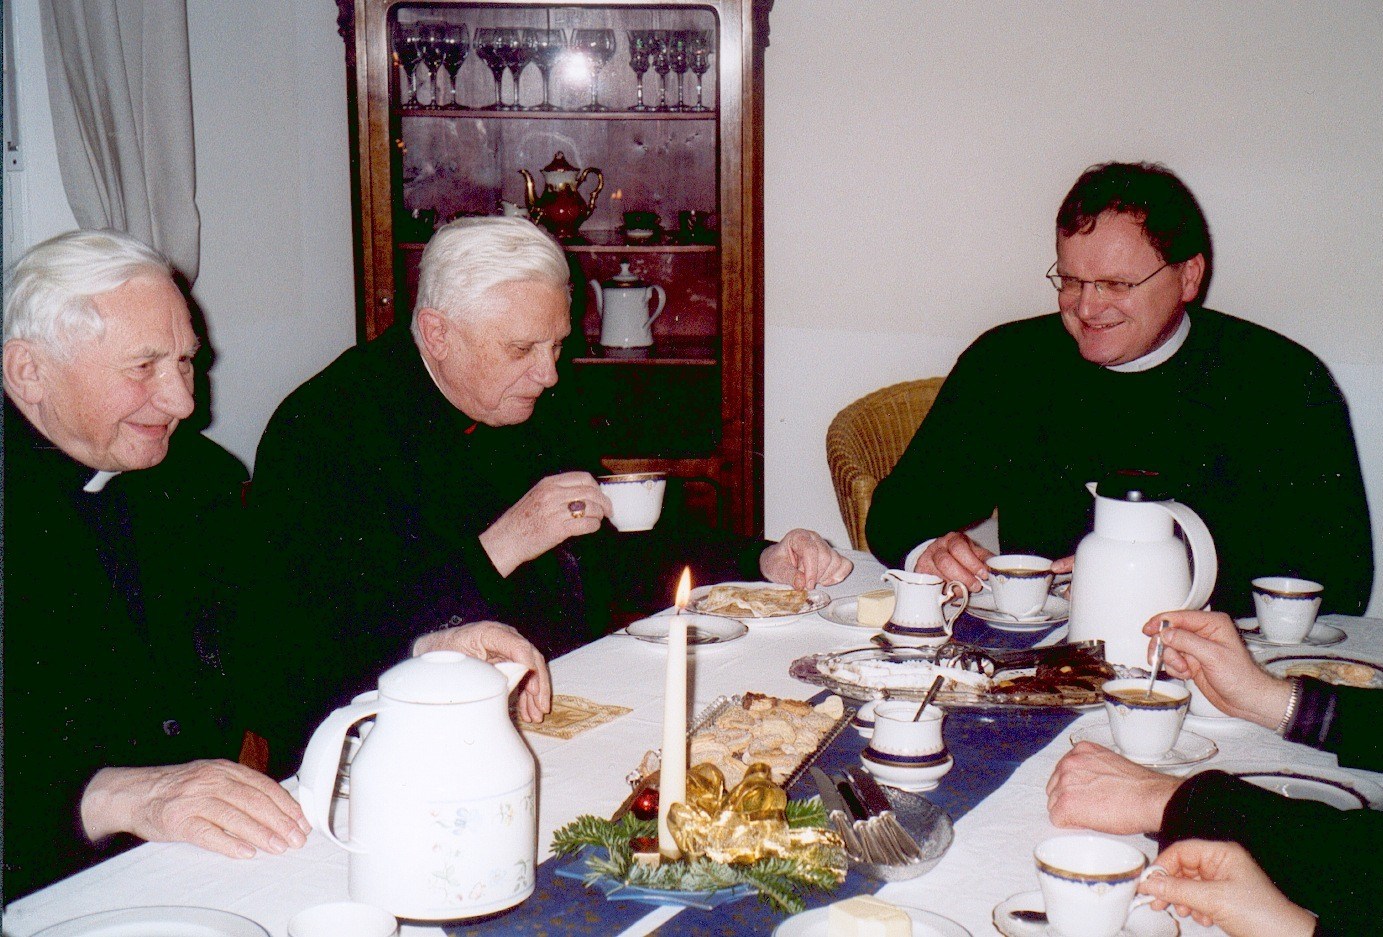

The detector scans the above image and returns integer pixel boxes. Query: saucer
[993,890,1178,937]
[775,904,972,937]
[1183,713,1255,737]
[1070,723,1218,768]
[624,614,747,646]
[1236,618,1345,648]
[860,748,953,792]
[969,592,1071,630]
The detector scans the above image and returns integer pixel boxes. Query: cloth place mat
[521,695,632,740]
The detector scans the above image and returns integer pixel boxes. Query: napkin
[521,694,631,739]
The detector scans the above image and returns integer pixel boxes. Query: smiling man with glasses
[867,161,1372,619]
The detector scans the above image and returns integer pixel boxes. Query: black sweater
[867,308,1372,617]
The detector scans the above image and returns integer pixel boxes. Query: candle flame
[674,567,692,613]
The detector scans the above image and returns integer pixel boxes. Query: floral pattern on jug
[425,787,536,905]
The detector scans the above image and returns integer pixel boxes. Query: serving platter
[789,646,1110,711]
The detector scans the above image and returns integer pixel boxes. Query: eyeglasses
[1046,261,1171,296]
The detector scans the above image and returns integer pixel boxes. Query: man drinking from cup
[244,217,851,773]
[866,161,1372,618]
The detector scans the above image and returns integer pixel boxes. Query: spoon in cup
[1145,619,1170,699]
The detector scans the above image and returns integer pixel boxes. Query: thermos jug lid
[1095,469,1172,502]
[378,650,509,704]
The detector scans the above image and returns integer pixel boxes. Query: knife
[809,767,867,862]
[844,767,925,862]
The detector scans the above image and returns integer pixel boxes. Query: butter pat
[827,895,912,937]
[856,589,896,628]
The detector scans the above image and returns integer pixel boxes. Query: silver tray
[631,692,854,793]
[790,648,1103,712]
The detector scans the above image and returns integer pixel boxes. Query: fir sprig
[550,796,842,914]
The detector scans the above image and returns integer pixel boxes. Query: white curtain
[39,0,200,283]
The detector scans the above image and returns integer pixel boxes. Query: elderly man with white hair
[1,230,311,898]
[245,216,852,774]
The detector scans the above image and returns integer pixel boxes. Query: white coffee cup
[1101,678,1190,760]
[1252,576,1323,644]
[1035,835,1162,937]
[1186,678,1230,719]
[984,554,1054,618]
[288,902,398,937]
[598,472,667,532]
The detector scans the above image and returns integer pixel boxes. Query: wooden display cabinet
[337,0,770,535]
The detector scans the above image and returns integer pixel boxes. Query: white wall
[5,0,355,466]
[8,1,1381,613]
[763,1,1383,616]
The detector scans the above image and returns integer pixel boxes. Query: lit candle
[657,567,692,860]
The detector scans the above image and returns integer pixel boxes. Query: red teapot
[519,151,604,242]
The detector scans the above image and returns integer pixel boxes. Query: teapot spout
[495,660,531,693]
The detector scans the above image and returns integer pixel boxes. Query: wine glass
[668,31,690,112]
[528,28,566,111]
[418,24,446,108]
[473,28,509,109]
[627,31,651,112]
[392,21,423,107]
[440,24,470,108]
[688,31,712,111]
[572,28,616,112]
[650,31,672,112]
[501,27,535,110]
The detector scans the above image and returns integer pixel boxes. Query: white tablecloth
[5,553,1380,937]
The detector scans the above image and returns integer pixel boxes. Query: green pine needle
[550,804,842,915]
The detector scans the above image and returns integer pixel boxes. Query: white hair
[411,217,569,340]
[3,229,173,358]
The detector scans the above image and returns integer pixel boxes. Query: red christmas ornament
[631,786,659,821]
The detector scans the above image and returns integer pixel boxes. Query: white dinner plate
[624,614,747,645]
[1070,723,1218,769]
[687,581,831,627]
[33,907,269,937]
[1236,618,1346,648]
[993,890,1179,937]
[1209,760,1383,810]
[774,904,972,937]
[1260,654,1383,688]
[967,591,1070,630]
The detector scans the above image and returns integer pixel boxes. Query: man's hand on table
[1046,741,1182,834]
[80,760,310,858]
[414,620,553,724]
[1140,840,1317,937]
[1144,610,1294,729]
[759,528,854,590]
[912,531,1074,590]
[479,471,612,577]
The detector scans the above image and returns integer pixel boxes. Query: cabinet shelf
[574,339,718,366]
[398,236,716,254]
[398,107,716,121]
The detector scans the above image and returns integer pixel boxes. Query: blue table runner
[448,659,1076,936]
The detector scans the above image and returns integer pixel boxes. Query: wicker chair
[826,378,946,551]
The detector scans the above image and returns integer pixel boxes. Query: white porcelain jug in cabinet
[296,651,535,921]
[1068,474,1218,668]
[592,262,666,348]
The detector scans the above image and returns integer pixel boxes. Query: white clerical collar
[83,470,121,493]
[1105,312,1191,373]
